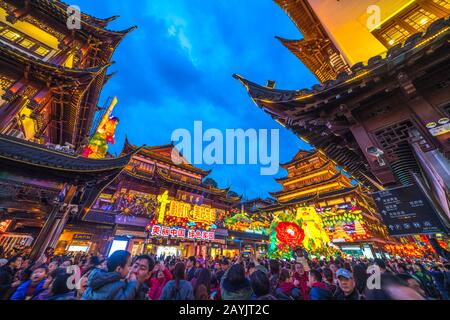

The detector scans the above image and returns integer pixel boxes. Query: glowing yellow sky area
[0,7,60,50]
[308,0,416,65]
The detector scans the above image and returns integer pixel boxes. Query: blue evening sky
[76,0,317,199]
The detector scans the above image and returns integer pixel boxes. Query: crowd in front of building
[1,245,449,301]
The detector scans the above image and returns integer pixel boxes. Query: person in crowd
[352,263,368,297]
[429,265,449,300]
[130,255,154,300]
[333,268,361,300]
[186,256,197,282]
[374,259,390,274]
[444,264,450,297]
[397,273,430,299]
[365,273,425,300]
[322,267,337,294]
[276,268,302,300]
[245,262,257,278]
[308,269,332,300]
[61,259,72,268]
[194,268,211,300]
[293,262,309,300]
[148,259,171,300]
[250,270,277,300]
[268,259,280,295]
[221,263,253,300]
[412,262,441,299]
[33,267,67,300]
[0,255,23,299]
[10,264,48,300]
[81,250,140,300]
[45,273,76,300]
[210,273,221,300]
[0,259,7,268]
[216,258,229,283]
[160,262,194,300]
[81,256,100,277]
[47,260,60,275]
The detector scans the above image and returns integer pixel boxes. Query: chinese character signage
[73,234,93,241]
[176,190,203,205]
[149,224,215,241]
[165,199,216,224]
[372,184,446,236]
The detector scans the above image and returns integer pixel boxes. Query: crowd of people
[0,247,449,301]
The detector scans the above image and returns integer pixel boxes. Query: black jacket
[333,287,361,300]
[186,267,196,281]
[0,266,14,299]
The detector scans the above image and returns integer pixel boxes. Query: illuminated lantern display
[268,210,302,259]
[83,97,120,159]
[296,206,330,251]
[275,222,304,247]
[224,206,269,234]
[268,206,342,259]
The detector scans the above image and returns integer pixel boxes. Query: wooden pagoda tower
[0,0,135,259]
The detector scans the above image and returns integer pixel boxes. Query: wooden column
[29,185,77,261]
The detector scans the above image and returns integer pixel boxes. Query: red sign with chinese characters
[149,224,215,241]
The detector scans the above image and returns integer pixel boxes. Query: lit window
[35,46,50,57]
[381,25,410,46]
[19,38,35,49]
[1,29,21,41]
[404,9,438,32]
[433,0,450,9]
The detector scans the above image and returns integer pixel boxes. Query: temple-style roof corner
[0,134,135,174]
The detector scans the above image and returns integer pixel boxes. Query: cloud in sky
[76,0,317,199]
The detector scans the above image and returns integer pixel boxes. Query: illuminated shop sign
[166,201,216,223]
[149,224,215,241]
[73,234,93,241]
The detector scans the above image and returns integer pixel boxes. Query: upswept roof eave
[233,18,450,106]
[0,133,138,173]
[0,42,110,79]
[28,0,137,39]
[275,160,334,183]
[122,139,211,177]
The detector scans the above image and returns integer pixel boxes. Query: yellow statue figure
[157,190,170,224]
[296,207,330,250]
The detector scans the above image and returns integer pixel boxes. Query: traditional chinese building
[234,2,450,241]
[222,203,271,258]
[70,138,242,257]
[251,149,392,258]
[0,134,135,259]
[0,1,135,258]
[274,0,449,82]
[0,0,135,149]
